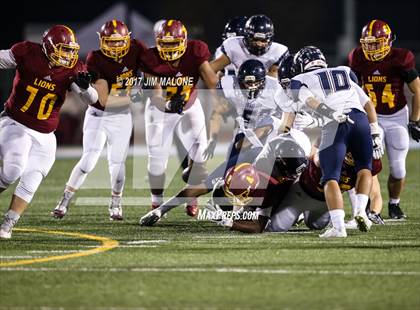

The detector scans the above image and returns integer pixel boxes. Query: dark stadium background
[1,0,419,144]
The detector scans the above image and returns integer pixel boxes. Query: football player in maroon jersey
[218,150,381,234]
[0,25,98,239]
[51,20,148,221]
[139,20,218,217]
[349,19,420,219]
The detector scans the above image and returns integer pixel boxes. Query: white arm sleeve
[0,49,17,69]
[70,82,99,105]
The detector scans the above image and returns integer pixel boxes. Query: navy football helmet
[237,59,266,99]
[278,53,296,89]
[222,16,248,40]
[243,14,274,56]
[294,46,327,74]
[255,135,308,181]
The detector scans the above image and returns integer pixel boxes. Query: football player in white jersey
[288,46,383,238]
[139,59,298,226]
[214,16,248,77]
[211,14,288,78]
[203,59,288,162]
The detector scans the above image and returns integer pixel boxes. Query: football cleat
[367,211,385,225]
[109,196,123,221]
[51,192,73,219]
[139,209,162,226]
[185,198,199,217]
[319,227,347,238]
[344,218,358,230]
[354,213,372,232]
[0,228,11,239]
[388,203,406,219]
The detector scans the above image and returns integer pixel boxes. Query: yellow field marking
[0,228,119,267]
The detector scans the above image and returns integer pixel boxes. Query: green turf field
[0,151,419,309]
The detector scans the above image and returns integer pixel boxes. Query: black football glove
[165,93,186,114]
[408,120,420,142]
[73,71,92,90]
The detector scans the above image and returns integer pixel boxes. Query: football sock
[1,210,20,229]
[355,194,369,215]
[160,196,193,213]
[347,188,357,217]
[329,209,345,231]
[63,189,75,200]
[67,166,88,190]
[151,194,163,206]
[389,198,400,205]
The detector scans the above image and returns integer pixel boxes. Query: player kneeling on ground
[139,133,311,227]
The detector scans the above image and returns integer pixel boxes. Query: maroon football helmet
[223,163,260,206]
[360,19,394,61]
[155,20,188,61]
[42,25,80,68]
[98,20,131,60]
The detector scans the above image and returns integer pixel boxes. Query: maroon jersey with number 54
[140,40,210,111]
[348,47,416,115]
[5,41,85,133]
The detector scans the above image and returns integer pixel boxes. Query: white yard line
[1,266,419,277]
[0,256,41,259]
[26,250,83,254]
[126,240,168,244]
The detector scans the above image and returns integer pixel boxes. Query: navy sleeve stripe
[290,79,307,102]
[349,70,358,84]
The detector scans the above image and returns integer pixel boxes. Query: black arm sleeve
[401,68,419,84]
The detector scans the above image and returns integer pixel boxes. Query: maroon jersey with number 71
[139,40,211,112]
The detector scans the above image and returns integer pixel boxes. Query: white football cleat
[345,218,358,230]
[52,192,73,219]
[139,209,162,226]
[319,227,347,238]
[109,196,123,221]
[354,213,372,232]
[0,227,12,239]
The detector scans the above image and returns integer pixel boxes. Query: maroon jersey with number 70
[4,41,85,133]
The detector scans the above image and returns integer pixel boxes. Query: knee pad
[304,211,330,230]
[0,163,24,187]
[14,170,44,203]
[147,155,167,176]
[78,151,101,174]
[389,159,406,179]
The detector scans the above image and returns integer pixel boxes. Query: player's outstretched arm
[70,72,98,105]
[93,78,131,108]
[363,100,384,159]
[210,54,231,75]
[203,98,230,160]
[199,61,219,89]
